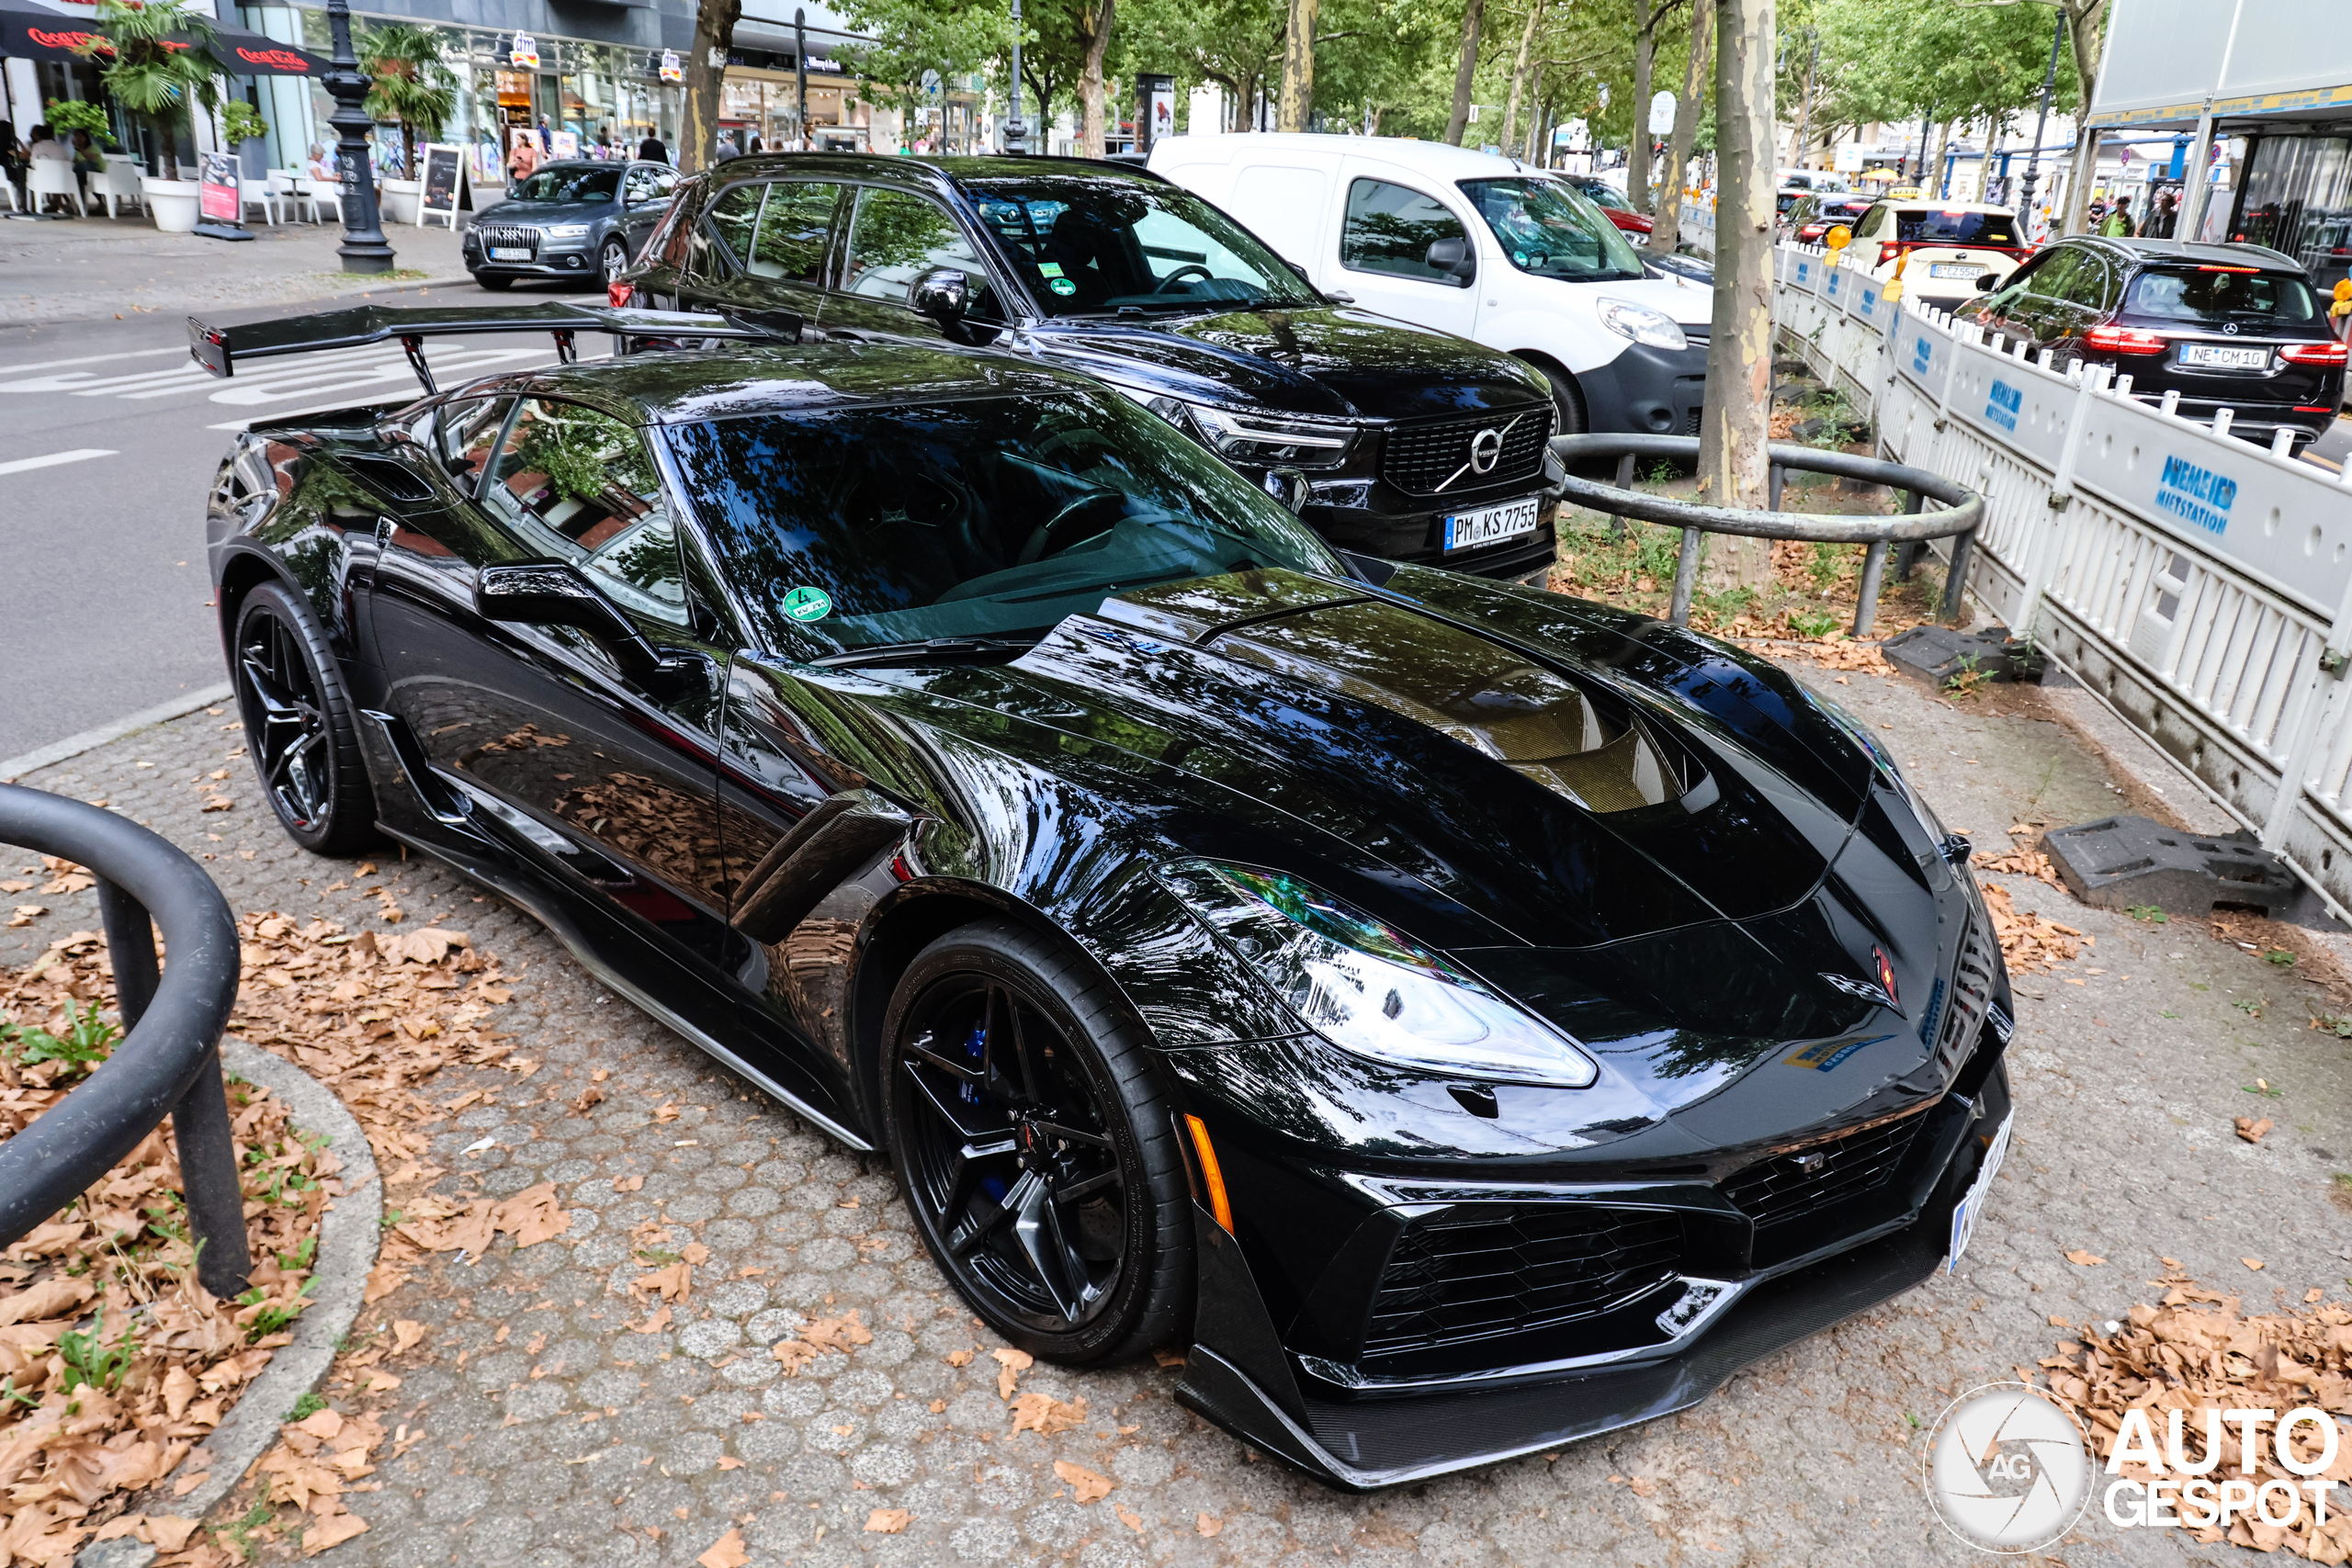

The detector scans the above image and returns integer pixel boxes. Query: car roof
[695,150,1179,197]
[477,339,1084,427]
[2056,234,2304,272]
[1881,201,2014,214]
[1149,130,1532,180]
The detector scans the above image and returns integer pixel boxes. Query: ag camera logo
[1922,1382,2094,1552]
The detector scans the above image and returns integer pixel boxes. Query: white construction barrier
[1773,243,2352,918]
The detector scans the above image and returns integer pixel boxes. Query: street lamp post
[1004,0,1027,153]
[2017,9,2064,231]
[795,9,808,152]
[322,0,394,273]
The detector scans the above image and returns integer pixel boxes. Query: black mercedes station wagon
[1955,237,2347,454]
[616,154,1565,579]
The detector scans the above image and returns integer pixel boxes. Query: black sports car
[194,303,2014,1490]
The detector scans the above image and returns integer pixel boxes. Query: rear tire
[882,919,1191,1365]
[231,581,379,856]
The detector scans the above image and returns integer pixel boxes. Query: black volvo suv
[616,154,1564,578]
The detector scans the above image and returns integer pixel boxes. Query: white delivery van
[1148,133,1713,437]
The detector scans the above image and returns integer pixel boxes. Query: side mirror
[910,267,969,325]
[1974,273,1999,292]
[475,560,669,683]
[1424,235,1475,287]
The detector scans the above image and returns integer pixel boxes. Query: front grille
[1380,405,1554,496]
[1922,910,1998,1081]
[474,224,541,254]
[1722,1108,1930,1231]
[1364,1204,1684,1357]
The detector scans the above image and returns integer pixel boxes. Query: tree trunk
[1443,0,1486,147]
[1648,0,1711,255]
[1278,0,1317,132]
[1926,116,1950,199]
[1628,1,1661,211]
[1695,0,1774,595]
[2060,1,2107,234]
[1500,0,1544,154]
[680,0,743,175]
[1079,0,1115,156]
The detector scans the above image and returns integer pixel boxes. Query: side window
[623,165,661,206]
[1341,177,1466,282]
[436,397,510,491]
[693,182,764,276]
[2022,250,2083,302]
[481,399,687,624]
[840,187,985,302]
[2057,253,2111,310]
[747,182,842,284]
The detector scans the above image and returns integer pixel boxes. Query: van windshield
[1458,177,1645,282]
[966,174,1319,316]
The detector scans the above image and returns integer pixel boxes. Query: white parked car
[1844,199,2030,313]
[1148,134,1714,438]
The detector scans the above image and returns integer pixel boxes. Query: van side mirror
[1424,236,1475,287]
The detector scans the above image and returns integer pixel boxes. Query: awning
[0,7,331,74]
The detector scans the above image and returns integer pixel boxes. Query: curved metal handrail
[0,784,250,1297]
[1549,433,1987,631]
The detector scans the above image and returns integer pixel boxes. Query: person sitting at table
[27,126,76,214]
[69,130,104,209]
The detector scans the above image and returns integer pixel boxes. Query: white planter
[379,177,421,225]
[143,176,200,232]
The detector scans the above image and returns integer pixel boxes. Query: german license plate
[489,247,530,262]
[1928,263,1981,279]
[1442,496,1541,552]
[2181,344,2269,369]
[1946,1112,2013,1271]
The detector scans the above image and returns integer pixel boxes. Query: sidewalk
[0,209,474,329]
[8,653,2352,1566]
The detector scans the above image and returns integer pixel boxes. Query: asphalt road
[0,275,579,764]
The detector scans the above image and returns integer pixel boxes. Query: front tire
[231,581,379,855]
[1532,360,1589,434]
[883,920,1191,1365]
[598,237,628,287]
[474,272,514,292]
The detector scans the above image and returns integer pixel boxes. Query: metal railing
[1772,240,2352,920]
[1551,432,1985,630]
[0,784,250,1298]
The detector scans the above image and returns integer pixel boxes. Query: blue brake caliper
[960,1021,986,1106]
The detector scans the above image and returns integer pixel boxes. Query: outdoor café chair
[238,175,281,226]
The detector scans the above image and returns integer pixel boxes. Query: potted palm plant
[360,22,454,224]
[76,0,227,232]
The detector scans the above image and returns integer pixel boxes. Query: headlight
[539,223,592,240]
[1159,860,1600,1088]
[1596,298,1690,350]
[1122,389,1357,468]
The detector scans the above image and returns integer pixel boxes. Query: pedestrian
[714,131,741,162]
[505,130,539,187]
[2154,189,2178,239]
[69,129,102,212]
[747,133,763,155]
[637,134,667,164]
[27,125,74,215]
[0,121,24,213]
[2102,196,2135,237]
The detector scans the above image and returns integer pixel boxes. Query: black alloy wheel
[599,237,628,287]
[885,921,1190,1362]
[475,273,515,292]
[232,581,379,855]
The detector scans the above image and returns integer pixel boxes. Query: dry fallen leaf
[1116,1505,1147,1534]
[392,1320,425,1353]
[613,1172,645,1192]
[1009,1391,1088,1437]
[695,1527,750,1568]
[2235,1116,2274,1145]
[1055,1460,1114,1504]
[1628,1476,1659,1498]
[2063,1249,2106,1267]
[633,1304,673,1334]
[2243,1257,2266,1270]
[864,1509,911,1534]
[993,1345,1034,1399]
[1197,1513,1223,1537]
[945,1348,976,1367]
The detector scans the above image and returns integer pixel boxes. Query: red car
[1558,173,1653,235]
[1786,193,1878,244]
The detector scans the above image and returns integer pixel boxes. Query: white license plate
[2180,343,2269,369]
[1442,496,1541,552]
[1928,264,1982,279]
[1946,1112,2013,1271]
[489,247,531,262]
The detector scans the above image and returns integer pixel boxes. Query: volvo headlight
[1121,389,1357,468]
[540,223,592,240]
[1596,298,1690,350]
[1159,860,1599,1088]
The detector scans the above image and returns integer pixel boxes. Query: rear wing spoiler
[187,301,803,396]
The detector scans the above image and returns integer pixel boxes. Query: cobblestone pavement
[12,660,2352,1568]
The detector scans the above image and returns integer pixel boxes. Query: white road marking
[0,448,116,476]
[0,346,184,377]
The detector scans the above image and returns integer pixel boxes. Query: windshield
[670,387,1340,653]
[1458,177,1645,281]
[1563,175,1628,211]
[514,165,620,204]
[2124,265,2319,325]
[1894,209,2017,245]
[966,174,1318,316]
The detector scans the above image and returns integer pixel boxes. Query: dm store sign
[2154,455,2236,536]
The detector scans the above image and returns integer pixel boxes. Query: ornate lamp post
[1003,0,1027,153]
[322,0,394,272]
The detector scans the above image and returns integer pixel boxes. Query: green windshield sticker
[1037,262,1066,277]
[1048,277,1078,297]
[782,586,832,623]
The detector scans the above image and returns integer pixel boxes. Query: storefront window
[2234,134,2352,289]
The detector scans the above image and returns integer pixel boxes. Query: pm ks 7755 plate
[1442,495,1542,553]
